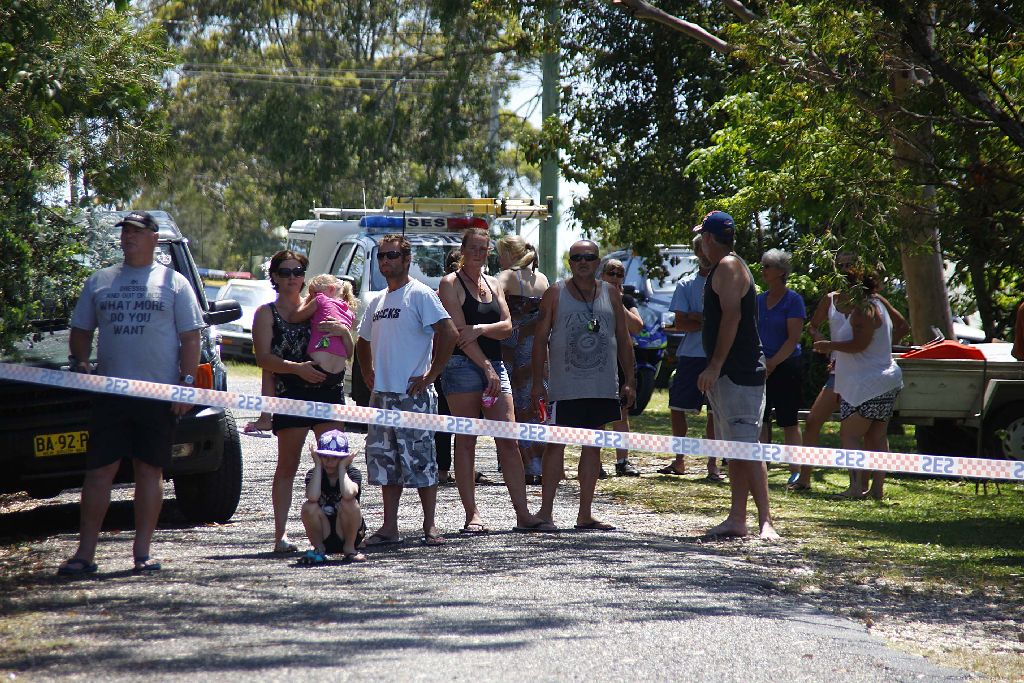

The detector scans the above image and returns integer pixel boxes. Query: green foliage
[140,0,541,271]
[0,0,172,352]
[560,1,733,257]
[684,2,1024,338]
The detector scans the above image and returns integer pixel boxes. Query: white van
[285,208,381,276]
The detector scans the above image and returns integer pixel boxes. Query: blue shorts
[439,354,512,396]
[669,356,709,412]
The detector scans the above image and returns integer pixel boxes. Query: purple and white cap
[314,430,350,458]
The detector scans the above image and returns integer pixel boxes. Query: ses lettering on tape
[1,362,1022,482]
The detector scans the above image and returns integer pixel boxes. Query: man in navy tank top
[695,212,780,541]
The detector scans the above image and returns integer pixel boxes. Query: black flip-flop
[133,556,161,572]
[360,533,402,548]
[57,558,98,576]
[656,465,686,476]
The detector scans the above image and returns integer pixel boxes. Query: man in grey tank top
[695,211,779,541]
[531,240,636,530]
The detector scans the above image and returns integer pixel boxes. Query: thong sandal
[133,556,161,573]
[342,551,367,563]
[57,558,98,576]
[273,540,298,554]
[459,522,490,535]
[360,533,402,548]
[656,465,686,476]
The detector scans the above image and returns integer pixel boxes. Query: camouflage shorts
[365,389,438,488]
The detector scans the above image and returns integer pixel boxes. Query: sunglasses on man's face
[276,266,305,278]
[569,252,599,263]
[376,250,407,261]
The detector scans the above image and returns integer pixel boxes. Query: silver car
[215,279,276,361]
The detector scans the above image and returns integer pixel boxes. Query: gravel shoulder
[0,376,1005,680]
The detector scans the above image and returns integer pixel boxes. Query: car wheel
[173,409,243,523]
[985,402,1024,461]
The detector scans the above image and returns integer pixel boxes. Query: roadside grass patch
[223,360,261,379]
[598,388,1024,594]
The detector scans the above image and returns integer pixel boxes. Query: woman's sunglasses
[604,269,625,278]
[275,266,305,278]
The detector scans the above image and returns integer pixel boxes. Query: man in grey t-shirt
[58,211,205,576]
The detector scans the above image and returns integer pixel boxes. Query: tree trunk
[890,47,955,345]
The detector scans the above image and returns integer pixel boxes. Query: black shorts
[272,372,346,434]
[764,357,802,428]
[321,465,365,553]
[86,395,176,470]
[552,398,621,430]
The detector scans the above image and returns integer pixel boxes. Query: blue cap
[694,211,735,241]
[315,430,350,457]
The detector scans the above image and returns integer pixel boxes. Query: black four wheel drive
[0,211,245,524]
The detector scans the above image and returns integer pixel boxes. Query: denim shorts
[706,375,766,444]
[439,354,512,396]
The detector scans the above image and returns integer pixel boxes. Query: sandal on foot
[513,521,558,533]
[574,520,616,531]
[705,472,726,483]
[133,556,161,573]
[459,522,490,535]
[342,551,367,563]
[57,558,98,576]
[297,549,326,566]
[273,540,298,554]
[657,465,686,476]
[360,533,402,548]
[422,533,445,546]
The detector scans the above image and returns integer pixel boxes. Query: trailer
[893,343,1024,461]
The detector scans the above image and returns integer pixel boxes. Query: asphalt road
[0,375,966,681]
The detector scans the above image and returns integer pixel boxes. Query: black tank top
[453,272,502,361]
[702,256,766,386]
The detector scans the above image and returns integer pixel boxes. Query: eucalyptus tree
[140,0,540,270]
[0,0,172,352]
[608,0,1024,342]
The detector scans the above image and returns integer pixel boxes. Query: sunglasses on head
[604,268,625,277]
[376,249,408,261]
[569,252,599,263]
[276,266,305,278]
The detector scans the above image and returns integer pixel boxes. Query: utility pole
[539,4,560,279]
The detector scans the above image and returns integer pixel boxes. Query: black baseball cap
[115,211,159,232]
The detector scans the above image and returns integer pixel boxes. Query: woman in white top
[795,255,908,492]
[813,267,903,499]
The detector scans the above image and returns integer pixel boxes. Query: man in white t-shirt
[356,234,458,547]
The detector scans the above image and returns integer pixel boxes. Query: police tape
[2,362,1022,482]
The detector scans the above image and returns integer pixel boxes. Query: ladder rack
[383,196,551,220]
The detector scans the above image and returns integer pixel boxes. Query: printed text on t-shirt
[372,307,401,321]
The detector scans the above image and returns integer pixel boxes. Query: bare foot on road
[704,520,748,538]
[758,521,781,541]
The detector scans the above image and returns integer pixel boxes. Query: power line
[182,62,450,78]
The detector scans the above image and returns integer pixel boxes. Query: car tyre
[984,401,1024,461]
[173,409,243,523]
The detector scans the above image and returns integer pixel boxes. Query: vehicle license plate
[34,431,89,457]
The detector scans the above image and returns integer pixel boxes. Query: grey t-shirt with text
[70,263,205,384]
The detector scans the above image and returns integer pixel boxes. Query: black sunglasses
[569,253,599,263]
[376,250,408,261]
[276,266,305,278]
[604,268,625,277]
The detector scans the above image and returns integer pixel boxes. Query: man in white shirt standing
[356,234,458,547]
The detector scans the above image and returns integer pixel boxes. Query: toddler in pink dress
[295,274,356,376]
